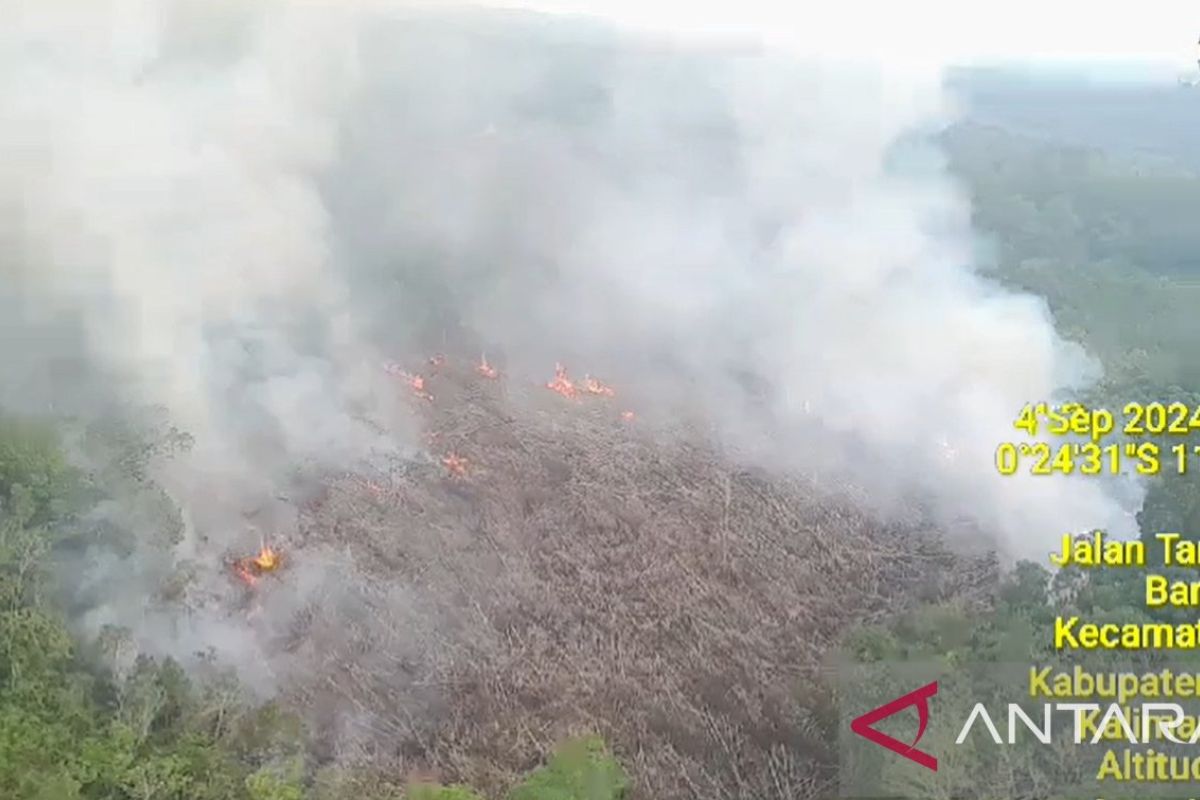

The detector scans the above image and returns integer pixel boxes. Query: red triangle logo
[850,681,938,771]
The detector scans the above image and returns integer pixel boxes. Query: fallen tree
[268,355,997,800]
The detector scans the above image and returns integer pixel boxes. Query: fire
[252,545,279,571]
[583,375,615,397]
[477,354,498,379]
[234,562,258,586]
[442,453,468,477]
[546,363,578,400]
[233,544,282,587]
[383,363,433,400]
[621,410,636,421]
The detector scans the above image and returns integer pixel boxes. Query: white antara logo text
[956,703,1199,745]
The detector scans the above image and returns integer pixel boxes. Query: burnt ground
[273,356,995,800]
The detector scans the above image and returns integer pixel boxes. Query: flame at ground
[477,354,498,379]
[232,545,282,587]
[252,545,279,571]
[383,362,433,400]
[443,453,468,477]
[583,375,615,397]
[546,363,578,400]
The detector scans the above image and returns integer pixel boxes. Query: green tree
[508,736,628,800]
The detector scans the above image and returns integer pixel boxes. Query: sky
[477,0,1199,68]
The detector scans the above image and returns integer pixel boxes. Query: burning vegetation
[545,362,578,400]
[133,350,995,800]
[384,362,433,401]
[441,452,468,478]
[476,354,498,379]
[232,544,282,587]
[263,351,993,800]
[583,375,615,397]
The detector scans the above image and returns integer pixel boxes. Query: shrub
[507,736,627,800]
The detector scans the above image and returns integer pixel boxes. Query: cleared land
[238,355,998,800]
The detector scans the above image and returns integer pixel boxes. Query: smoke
[1,1,1139,684]
[322,7,1140,543]
[1,0,408,687]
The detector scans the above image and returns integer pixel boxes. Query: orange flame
[621,410,636,421]
[397,369,432,400]
[252,545,279,571]
[477,354,498,379]
[583,375,615,397]
[442,453,468,477]
[546,363,578,400]
[233,544,281,587]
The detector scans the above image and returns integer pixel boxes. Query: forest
[839,87,1200,797]
[4,63,1199,798]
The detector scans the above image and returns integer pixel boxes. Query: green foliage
[945,123,1200,387]
[0,415,75,520]
[0,414,86,616]
[944,122,1200,278]
[396,738,628,800]
[508,736,628,800]
[842,623,900,663]
[406,783,485,800]
[310,767,405,800]
[80,413,194,487]
[0,606,73,680]
[0,411,312,800]
[841,203,1200,780]
[0,405,634,800]
[840,558,1148,798]
[246,758,306,800]
[945,122,1200,563]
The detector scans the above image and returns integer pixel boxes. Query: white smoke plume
[1,0,1139,682]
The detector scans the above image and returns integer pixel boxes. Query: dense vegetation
[942,119,1200,535]
[948,68,1200,172]
[840,115,1200,795]
[0,414,627,798]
